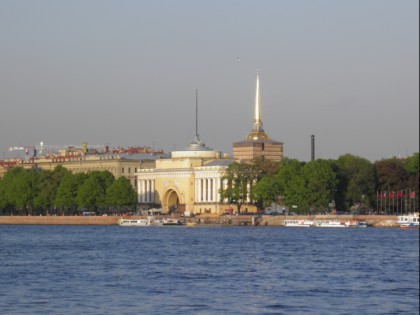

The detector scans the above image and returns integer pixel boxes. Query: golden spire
[253,69,264,132]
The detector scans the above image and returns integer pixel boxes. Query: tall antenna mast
[195,89,199,138]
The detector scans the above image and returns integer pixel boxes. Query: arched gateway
[162,189,184,213]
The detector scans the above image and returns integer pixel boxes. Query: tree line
[222,153,419,214]
[0,166,137,216]
[0,153,418,216]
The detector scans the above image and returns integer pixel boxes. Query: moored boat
[118,218,152,226]
[284,219,314,227]
[397,214,419,229]
[344,220,359,228]
[161,218,183,226]
[314,220,346,228]
[357,221,368,228]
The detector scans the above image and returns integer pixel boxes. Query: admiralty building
[136,71,283,215]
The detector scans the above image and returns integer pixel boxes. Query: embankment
[0,214,399,227]
[257,215,398,227]
[0,216,119,225]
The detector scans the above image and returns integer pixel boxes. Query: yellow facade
[3,155,156,189]
[136,134,238,215]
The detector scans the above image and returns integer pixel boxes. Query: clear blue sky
[1,0,418,161]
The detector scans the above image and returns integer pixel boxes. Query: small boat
[118,218,152,226]
[397,214,419,229]
[284,219,314,227]
[161,218,183,226]
[314,220,346,228]
[357,221,368,228]
[344,220,359,228]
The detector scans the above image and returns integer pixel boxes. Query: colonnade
[138,179,155,203]
[137,177,250,205]
[195,178,227,203]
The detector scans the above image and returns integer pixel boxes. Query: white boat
[161,218,183,226]
[344,220,359,228]
[314,220,346,228]
[284,219,314,227]
[358,221,368,228]
[344,220,369,228]
[397,214,419,229]
[118,218,152,226]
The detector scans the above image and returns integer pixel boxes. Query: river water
[0,225,418,315]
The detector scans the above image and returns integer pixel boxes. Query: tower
[233,71,283,161]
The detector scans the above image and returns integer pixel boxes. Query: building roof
[203,159,235,167]
[120,153,168,160]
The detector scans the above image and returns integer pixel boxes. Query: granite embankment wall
[0,216,120,225]
[257,215,398,227]
[0,214,399,227]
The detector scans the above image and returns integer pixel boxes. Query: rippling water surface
[0,225,418,314]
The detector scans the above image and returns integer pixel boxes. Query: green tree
[106,177,137,212]
[221,162,256,213]
[251,176,280,208]
[75,174,105,212]
[252,157,280,178]
[404,153,419,211]
[335,154,375,212]
[33,166,69,214]
[275,158,307,212]
[54,172,86,214]
[404,153,419,174]
[0,167,26,214]
[301,160,338,213]
[8,168,39,215]
[374,158,409,191]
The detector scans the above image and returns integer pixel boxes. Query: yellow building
[233,71,284,161]
[2,152,157,189]
[136,135,234,215]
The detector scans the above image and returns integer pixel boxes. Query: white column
[216,178,221,203]
[246,182,250,202]
[209,178,212,202]
[151,180,155,204]
[198,179,202,202]
[141,180,146,203]
[194,179,198,202]
[212,178,217,202]
[137,179,141,203]
[201,179,205,202]
[205,179,209,202]
[207,178,213,202]
[148,180,152,203]
[223,179,228,203]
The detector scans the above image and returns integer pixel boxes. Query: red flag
[398,191,403,198]
[389,192,395,199]
[410,191,416,198]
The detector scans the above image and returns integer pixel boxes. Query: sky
[0,0,418,162]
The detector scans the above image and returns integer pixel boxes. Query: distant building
[0,144,163,188]
[233,71,283,161]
